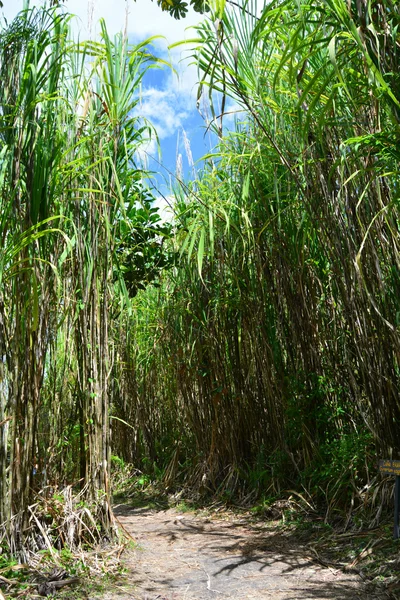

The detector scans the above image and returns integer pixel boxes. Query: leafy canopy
[155,0,209,19]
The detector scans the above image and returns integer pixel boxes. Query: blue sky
[133,38,215,190]
[1,0,245,219]
[2,0,217,209]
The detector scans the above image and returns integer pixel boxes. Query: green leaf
[197,228,205,277]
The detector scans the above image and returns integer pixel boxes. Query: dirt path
[101,504,381,600]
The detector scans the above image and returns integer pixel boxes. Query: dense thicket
[0,6,170,554]
[111,0,400,515]
[1,0,400,560]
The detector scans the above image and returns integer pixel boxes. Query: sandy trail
[100,504,380,600]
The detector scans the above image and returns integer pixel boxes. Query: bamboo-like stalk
[0,6,166,551]
[116,0,400,513]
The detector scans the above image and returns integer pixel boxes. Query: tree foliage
[155,0,209,19]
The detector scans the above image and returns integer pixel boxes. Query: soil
[96,502,386,600]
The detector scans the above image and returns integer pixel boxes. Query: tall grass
[0,5,167,552]
[116,0,400,516]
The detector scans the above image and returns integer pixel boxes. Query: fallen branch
[114,514,136,542]
[38,577,80,597]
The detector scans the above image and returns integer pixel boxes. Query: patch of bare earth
[99,505,383,600]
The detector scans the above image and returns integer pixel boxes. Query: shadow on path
[109,504,383,600]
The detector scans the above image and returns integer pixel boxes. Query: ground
[95,502,388,600]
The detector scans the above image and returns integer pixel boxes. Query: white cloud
[1,0,201,43]
[223,100,247,126]
[139,86,189,140]
[2,1,203,122]
[135,136,158,168]
[152,194,174,223]
[2,0,208,184]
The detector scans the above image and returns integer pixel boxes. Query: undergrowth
[0,486,132,599]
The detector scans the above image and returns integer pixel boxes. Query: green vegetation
[0,2,169,555]
[112,0,400,523]
[0,0,400,594]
